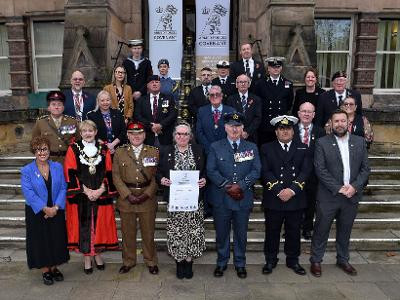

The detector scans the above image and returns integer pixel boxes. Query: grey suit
[310,133,370,264]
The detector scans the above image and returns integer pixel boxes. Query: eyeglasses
[35,147,49,153]
[237,81,249,84]
[209,93,221,98]
[342,103,355,107]
[299,110,314,114]
[72,78,84,81]
[115,71,125,74]
[175,132,190,137]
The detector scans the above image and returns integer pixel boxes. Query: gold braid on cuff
[293,180,305,190]
[266,181,279,190]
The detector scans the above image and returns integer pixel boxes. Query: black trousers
[264,209,303,266]
[302,185,317,232]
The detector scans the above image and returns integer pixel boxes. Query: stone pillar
[60,0,133,90]
[266,0,316,85]
[353,13,379,108]
[6,17,31,98]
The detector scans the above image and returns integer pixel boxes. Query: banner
[195,0,230,79]
[148,0,183,79]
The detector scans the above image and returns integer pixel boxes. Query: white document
[168,170,199,212]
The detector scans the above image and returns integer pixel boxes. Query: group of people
[22,39,372,286]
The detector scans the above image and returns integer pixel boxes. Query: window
[315,18,352,88]
[375,20,400,90]
[31,21,64,92]
[0,24,11,94]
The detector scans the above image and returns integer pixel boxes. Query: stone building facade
[0,0,399,153]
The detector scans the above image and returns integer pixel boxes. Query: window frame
[373,19,400,94]
[314,16,355,89]
[30,18,64,93]
[0,23,11,95]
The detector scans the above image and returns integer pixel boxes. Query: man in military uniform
[260,115,312,276]
[211,60,236,102]
[32,91,79,163]
[123,39,153,100]
[112,121,159,275]
[207,112,261,279]
[158,58,179,102]
[255,57,294,145]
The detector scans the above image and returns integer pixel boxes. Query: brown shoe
[119,265,134,274]
[148,265,159,275]
[310,262,322,277]
[336,262,357,276]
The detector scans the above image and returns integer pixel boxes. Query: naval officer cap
[224,112,245,126]
[127,121,145,133]
[270,115,298,128]
[127,39,144,47]
[265,56,285,67]
[216,60,230,68]
[331,70,347,82]
[157,59,170,68]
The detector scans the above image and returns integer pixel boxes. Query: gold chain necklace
[75,142,102,175]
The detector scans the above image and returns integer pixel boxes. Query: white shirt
[239,91,248,101]
[335,133,350,185]
[299,123,313,146]
[278,140,292,152]
[242,58,254,77]
[219,77,228,84]
[149,93,160,115]
[335,90,347,106]
[270,75,281,85]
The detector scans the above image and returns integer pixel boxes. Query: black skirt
[25,172,69,269]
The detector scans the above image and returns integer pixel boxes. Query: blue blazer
[195,104,235,154]
[207,139,261,210]
[21,160,67,214]
[63,89,96,121]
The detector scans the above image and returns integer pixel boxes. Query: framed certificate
[168,170,200,212]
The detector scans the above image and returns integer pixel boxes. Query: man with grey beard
[310,109,370,278]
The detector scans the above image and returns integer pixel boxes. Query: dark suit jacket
[293,123,326,186]
[226,92,262,143]
[195,104,235,154]
[315,88,362,127]
[211,76,237,101]
[292,86,325,115]
[156,144,206,202]
[314,134,370,204]
[261,140,312,211]
[230,59,265,93]
[87,108,127,145]
[134,93,177,146]
[187,85,209,123]
[207,138,261,210]
[63,89,96,121]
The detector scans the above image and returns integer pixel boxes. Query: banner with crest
[195,0,230,79]
[148,0,183,79]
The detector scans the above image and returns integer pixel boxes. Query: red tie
[152,95,158,120]
[213,110,220,126]
[303,126,309,145]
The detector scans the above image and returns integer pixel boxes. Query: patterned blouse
[174,144,197,171]
[115,85,125,114]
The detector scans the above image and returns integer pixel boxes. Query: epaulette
[86,109,96,115]
[63,114,77,120]
[144,145,159,152]
[37,114,49,120]
[120,143,130,148]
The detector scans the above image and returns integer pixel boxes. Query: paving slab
[247,283,297,300]
[335,282,389,300]
[292,283,345,300]
[376,282,400,300]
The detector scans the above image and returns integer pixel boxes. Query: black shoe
[42,272,54,285]
[148,265,159,275]
[94,260,105,271]
[176,261,185,279]
[213,265,227,277]
[51,268,64,281]
[184,261,193,279]
[119,265,133,274]
[83,266,93,275]
[287,263,306,275]
[235,267,247,279]
[302,231,312,240]
[262,262,277,274]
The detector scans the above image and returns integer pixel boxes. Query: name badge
[234,150,254,163]
[161,100,169,107]
[284,81,290,89]
[59,125,76,135]
[142,157,158,167]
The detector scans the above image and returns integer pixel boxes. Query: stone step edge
[2,216,400,224]
[0,237,399,244]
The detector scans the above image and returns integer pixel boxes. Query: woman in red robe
[64,119,118,274]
